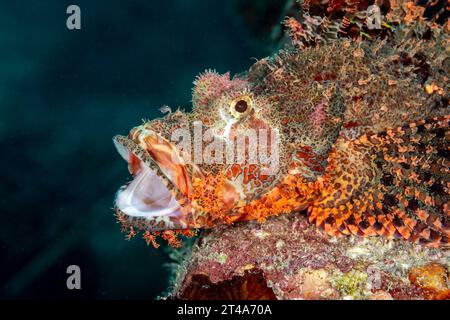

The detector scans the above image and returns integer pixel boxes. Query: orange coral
[409,263,450,300]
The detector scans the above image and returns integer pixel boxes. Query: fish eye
[234,100,248,113]
[230,95,253,119]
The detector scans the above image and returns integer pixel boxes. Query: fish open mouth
[113,131,192,230]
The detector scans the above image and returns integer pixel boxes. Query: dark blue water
[0,0,276,299]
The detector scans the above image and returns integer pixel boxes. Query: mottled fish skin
[114,0,449,248]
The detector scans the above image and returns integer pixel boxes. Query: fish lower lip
[115,162,182,218]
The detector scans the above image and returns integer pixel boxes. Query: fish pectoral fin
[309,116,449,248]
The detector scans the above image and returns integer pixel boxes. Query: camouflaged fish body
[113,0,449,248]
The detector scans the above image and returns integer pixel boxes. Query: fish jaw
[113,133,199,232]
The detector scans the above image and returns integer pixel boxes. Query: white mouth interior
[114,142,181,219]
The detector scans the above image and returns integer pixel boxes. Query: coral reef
[170,214,449,300]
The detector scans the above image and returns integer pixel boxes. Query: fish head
[113,70,288,232]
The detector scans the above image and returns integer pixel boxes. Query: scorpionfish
[113,0,449,248]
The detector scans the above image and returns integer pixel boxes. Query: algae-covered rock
[170,214,449,300]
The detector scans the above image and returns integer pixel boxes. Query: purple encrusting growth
[171,214,448,300]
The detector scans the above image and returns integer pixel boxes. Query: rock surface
[171,213,449,300]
